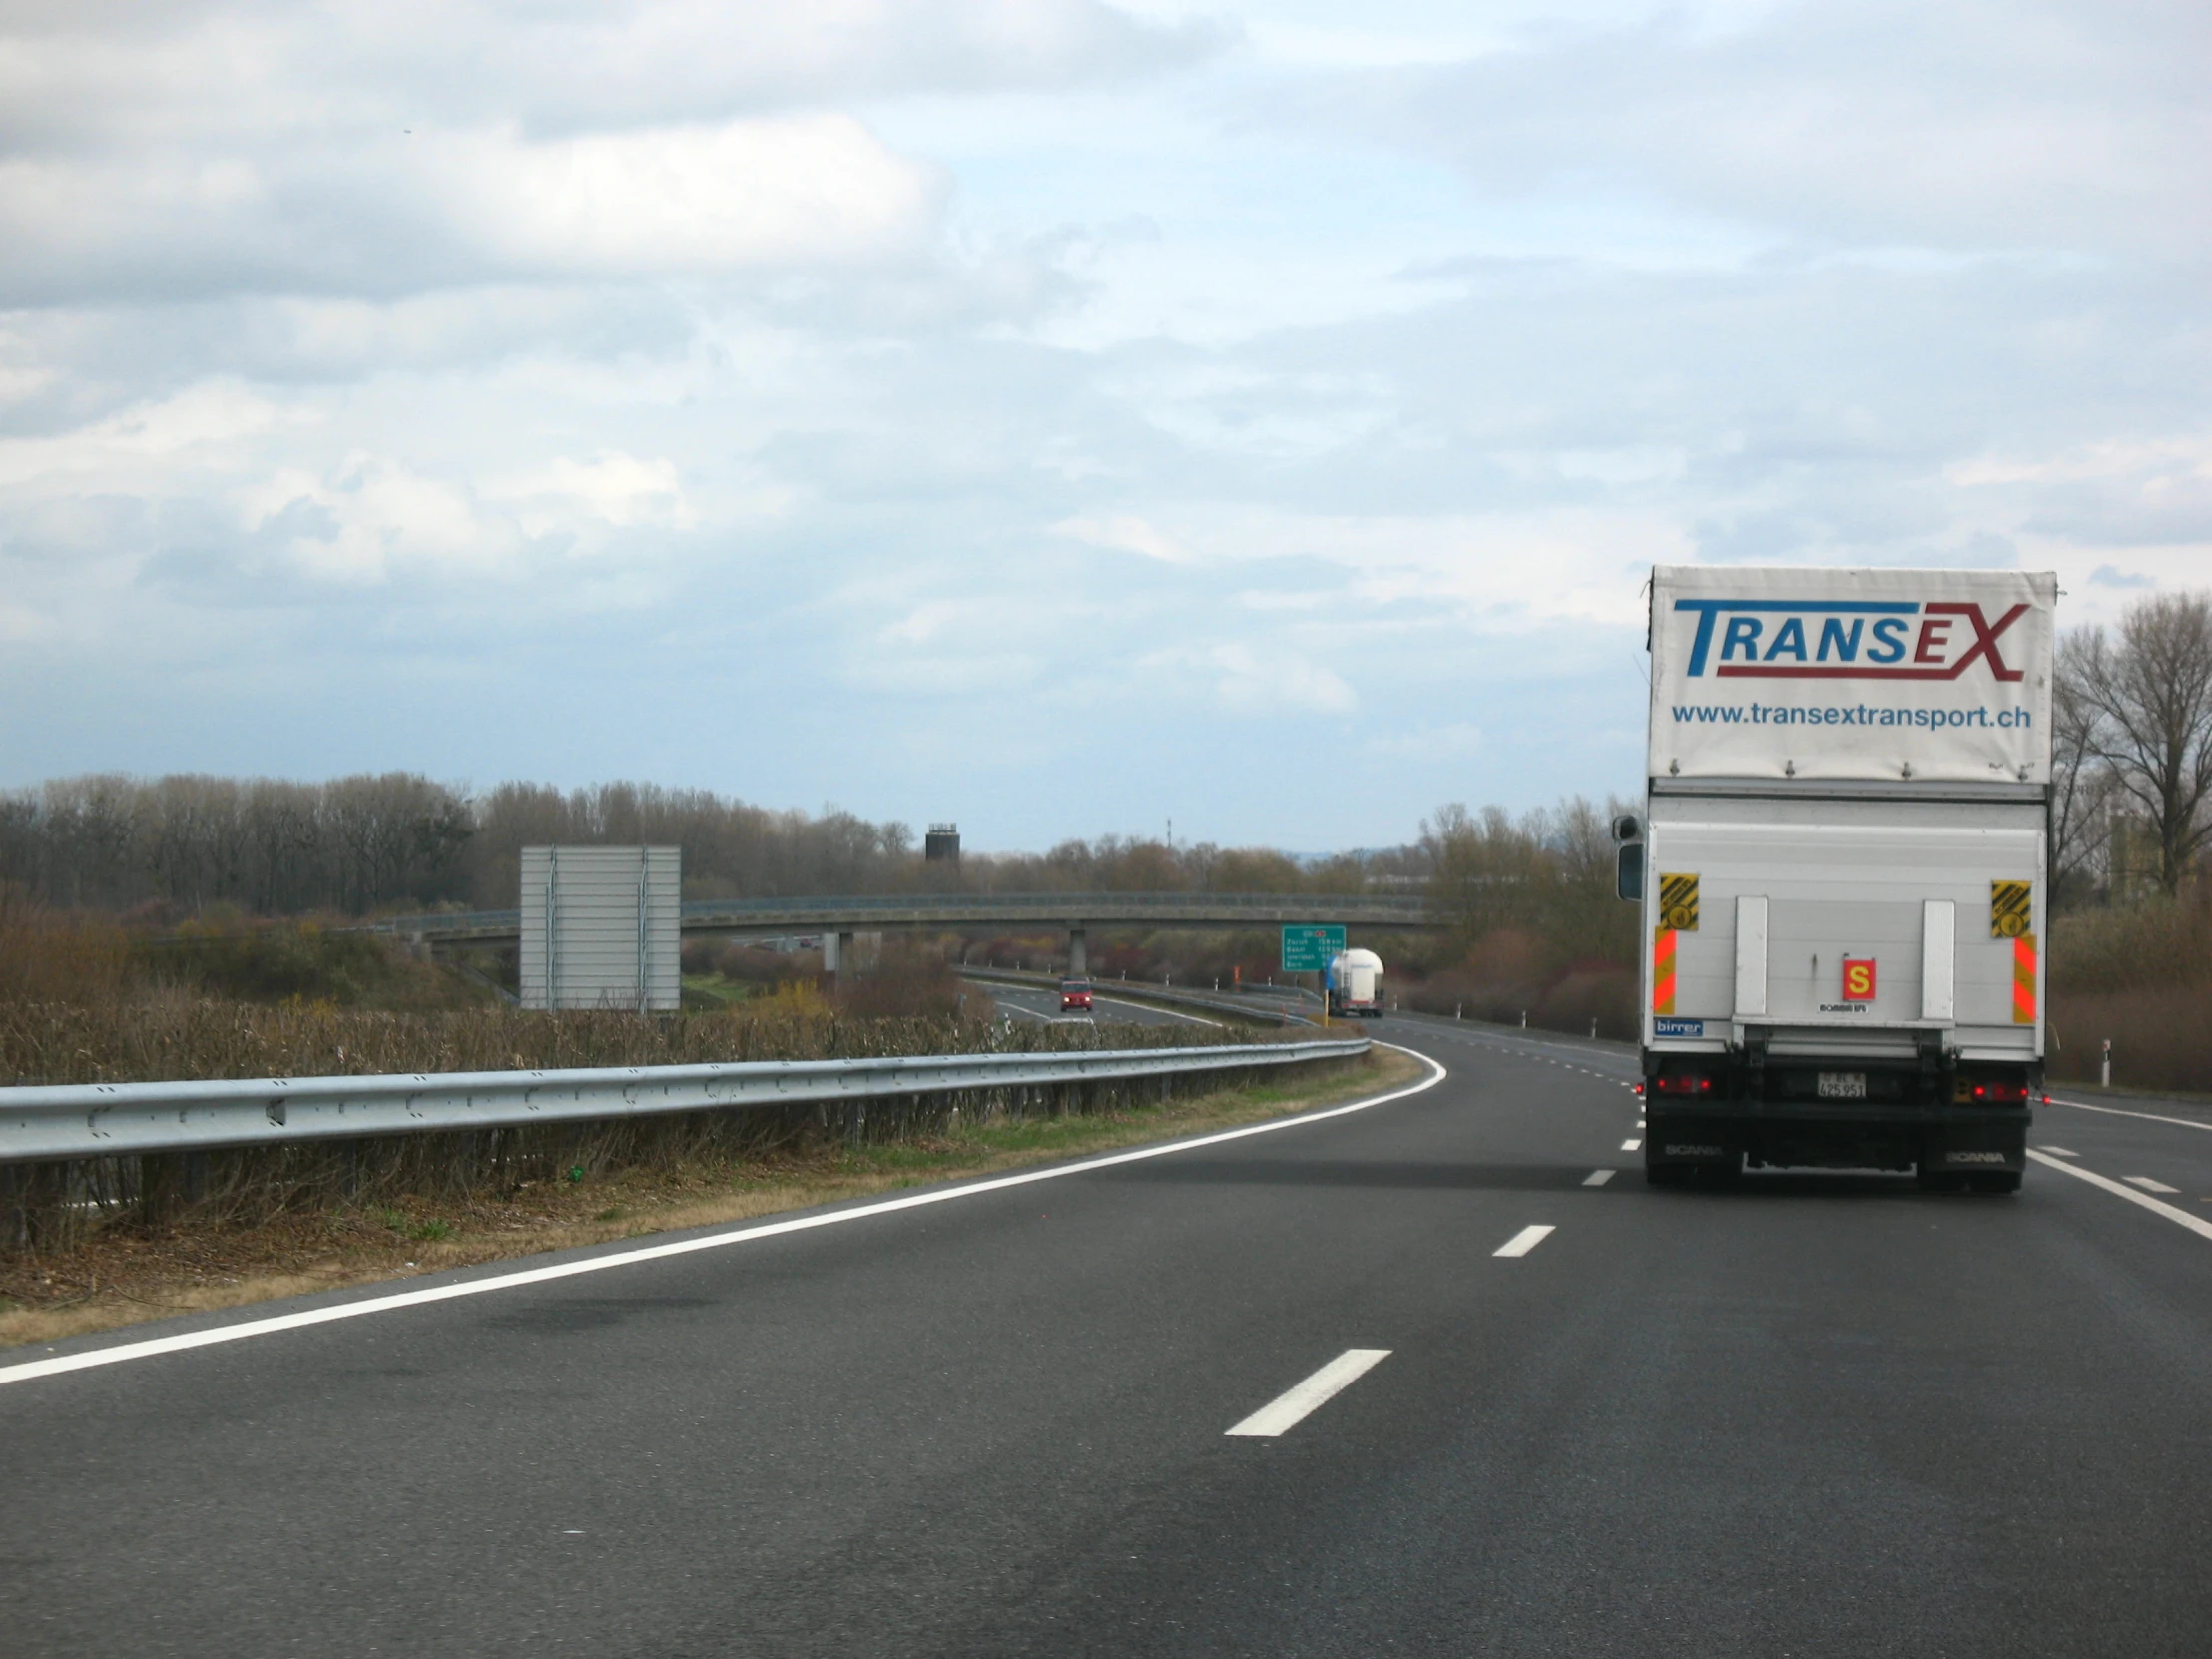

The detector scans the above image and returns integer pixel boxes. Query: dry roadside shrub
[2048,984,2212,1093]
[0,890,129,1008]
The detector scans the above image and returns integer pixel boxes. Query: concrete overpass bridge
[376,891,1440,977]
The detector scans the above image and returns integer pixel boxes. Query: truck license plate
[1818,1071,1868,1099]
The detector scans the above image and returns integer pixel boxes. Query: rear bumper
[1645,1101,2030,1173]
[1644,1048,2034,1172]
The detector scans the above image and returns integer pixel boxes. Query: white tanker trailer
[1327,948,1385,1018]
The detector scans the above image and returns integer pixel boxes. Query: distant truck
[1327,949,1385,1018]
[1620,566,2053,1191]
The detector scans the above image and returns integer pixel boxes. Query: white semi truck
[1619,566,2055,1191]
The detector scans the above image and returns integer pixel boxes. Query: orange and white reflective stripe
[2012,932,2037,1025]
[1652,926,1677,1015]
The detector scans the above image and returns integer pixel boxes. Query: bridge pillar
[823,930,856,984]
[1068,927,1087,978]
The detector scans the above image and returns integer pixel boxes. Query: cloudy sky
[2,0,2205,850]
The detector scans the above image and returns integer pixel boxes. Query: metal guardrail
[0,1039,1370,1164]
[369,890,1440,944]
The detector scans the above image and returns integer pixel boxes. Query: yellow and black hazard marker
[1658,872,1699,933]
[1990,879,2032,939]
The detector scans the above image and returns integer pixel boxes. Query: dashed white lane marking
[1226,1349,1392,1437]
[1621,1138,1643,1152]
[2026,1150,2212,1244]
[2037,1146,2080,1157]
[997,1001,1085,1026]
[2124,1176,2182,1195]
[2048,1096,2212,1134]
[1494,1225,1556,1258]
[0,1047,1449,1389]
[1583,1169,1616,1187]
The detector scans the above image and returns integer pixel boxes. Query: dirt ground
[0,1046,1427,1351]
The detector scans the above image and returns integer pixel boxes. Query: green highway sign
[1280,924,1346,973]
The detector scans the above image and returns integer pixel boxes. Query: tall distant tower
[924,823,960,866]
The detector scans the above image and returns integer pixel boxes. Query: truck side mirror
[1615,840,1645,902]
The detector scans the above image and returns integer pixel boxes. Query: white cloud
[1052,512,1193,563]
[1143,641,1358,714]
[241,456,522,584]
[0,381,289,488]
[1309,0,2212,261]
[441,116,945,276]
[1366,722,1484,761]
[483,452,698,537]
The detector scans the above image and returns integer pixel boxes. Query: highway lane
[972,975,1228,1029]
[4,1022,2212,1656]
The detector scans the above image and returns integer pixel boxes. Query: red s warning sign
[1841,958,1877,1001]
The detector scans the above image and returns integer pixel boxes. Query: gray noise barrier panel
[0,1039,1370,1163]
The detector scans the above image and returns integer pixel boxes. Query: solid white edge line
[1224,1348,1392,1437]
[1493,1224,1555,1258]
[2047,1096,2212,1133]
[2037,1146,2079,1157]
[0,1044,1447,1388]
[2025,1150,2212,1243]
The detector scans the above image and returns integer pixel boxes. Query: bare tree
[2066,592,2212,893]
[2050,631,2117,903]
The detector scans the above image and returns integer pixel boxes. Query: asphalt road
[972,976,1226,1030]
[5,1020,2211,1657]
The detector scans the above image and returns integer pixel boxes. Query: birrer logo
[1842,958,1876,1001]
[1676,599,2029,682]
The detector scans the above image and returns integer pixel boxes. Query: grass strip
[0,1045,1420,1351]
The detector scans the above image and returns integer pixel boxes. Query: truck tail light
[1955,1078,2030,1104]
[1653,1073,1713,1096]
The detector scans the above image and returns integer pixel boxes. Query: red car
[1059,978,1093,1012]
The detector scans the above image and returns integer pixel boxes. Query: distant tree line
[0,774,474,917]
[0,775,1415,920]
[1417,797,1639,969]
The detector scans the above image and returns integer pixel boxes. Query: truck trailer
[1621,566,2054,1190]
[1327,948,1385,1018]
